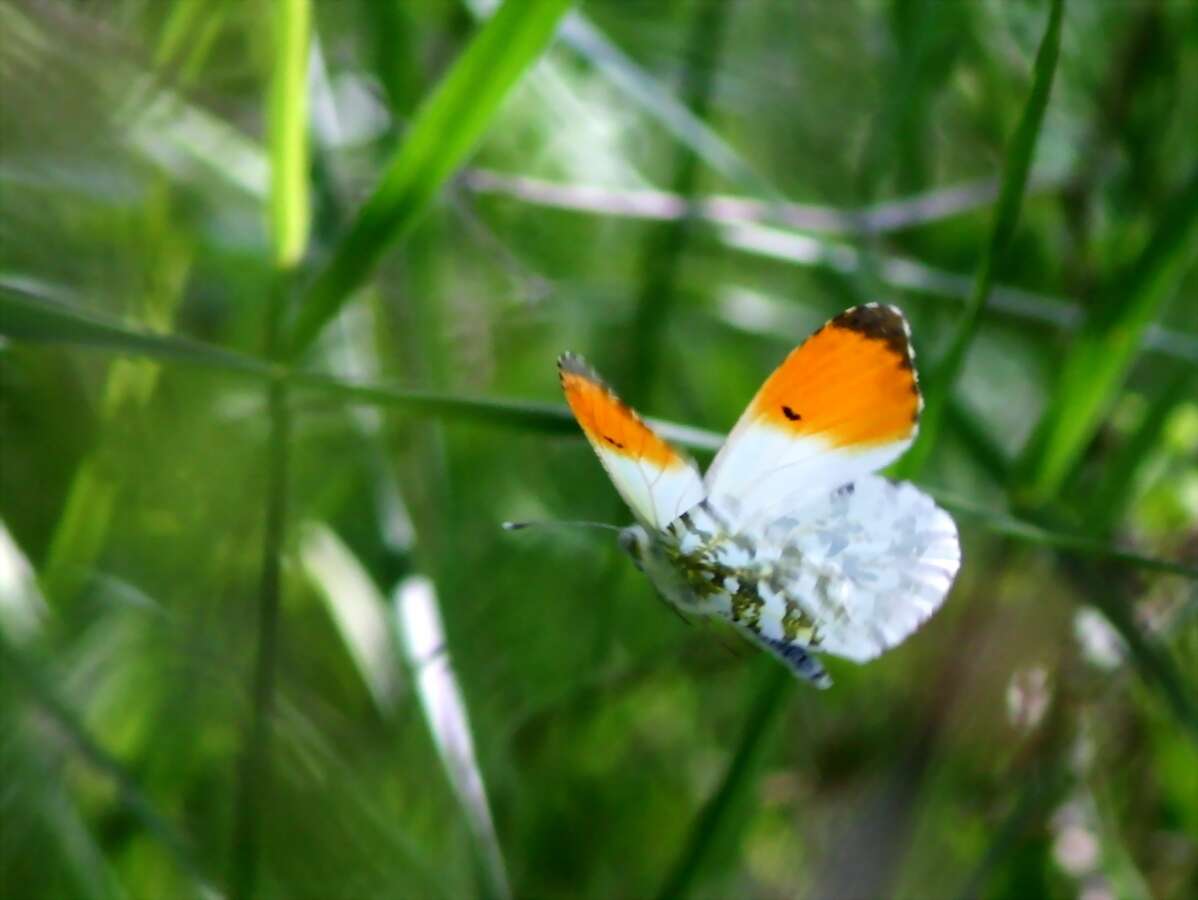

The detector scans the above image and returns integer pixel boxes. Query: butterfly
[557,303,960,688]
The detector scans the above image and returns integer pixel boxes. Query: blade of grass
[555,11,769,197]
[0,293,589,432]
[356,0,421,119]
[299,521,404,716]
[286,0,571,357]
[655,662,792,900]
[227,377,290,900]
[945,399,1013,484]
[0,629,208,889]
[954,763,1072,900]
[464,168,1071,238]
[268,0,311,275]
[5,291,1194,580]
[1016,164,1198,507]
[896,0,1065,479]
[33,189,191,604]
[228,2,311,895]
[1085,367,1197,531]
[624,0,733,401]
[466,0,770,196]
[930,490,1198,579]
[0,520,47,642]
[722,219,1197,363]
[291,371,581,435]
[154,0,233,84]
[395,575,512,900]
[1069,562,1198,744]
[460,171,1195,363]
[0,281,273,377]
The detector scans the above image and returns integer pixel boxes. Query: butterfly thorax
[618,505,825,649]
[618,522,733,617]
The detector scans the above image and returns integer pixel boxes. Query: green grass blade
[463,0,771,196]
[554,12,771,197]
[11,186,193,604]
[1016,165,1198,506]
[930,490,1198,579]
[953,763,1071,900]
[5,290,1192,580]
[292,371,727,449]
[394,575,512,900]
[228,379,291,900]
[289,371,575,434]
[654,664,791,900]
[465,173,1197,364]
[268,0,312,272]
[0,283,272,377]
[154,0,233,83]
[228,3,311,893]
[286,0,572,357]
[299,522,405,715]
[624,0,732,400]
[897,0,1065,478]
[1085,367,1196,531]
[0,630,207,887]
[154,0,209,70]
[945,399,1012,484]
[1072,566,1198,744]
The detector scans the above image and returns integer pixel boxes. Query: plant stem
[655,663,791,900]
[228,377,290,899]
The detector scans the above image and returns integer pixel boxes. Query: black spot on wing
[781,405,801,421]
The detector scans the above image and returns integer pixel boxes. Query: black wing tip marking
[558,352,628,401]
[558,352,641,419]
[558,351,602,381]
[831,303,913,365]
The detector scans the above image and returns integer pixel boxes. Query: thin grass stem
[228,377,290,900]
[897,0,1066,478]
[655,663,792,900]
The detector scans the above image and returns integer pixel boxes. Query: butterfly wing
[740,628,833,688]
[699,303,958,672]
[704,304,921,529]
[559,353,705,529]
[744,475,960,663]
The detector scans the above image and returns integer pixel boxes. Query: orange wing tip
[750,302,921,447]
[558,353,688,470]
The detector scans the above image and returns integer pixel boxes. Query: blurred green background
[2,0,1197,898]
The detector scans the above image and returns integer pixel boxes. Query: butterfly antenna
[502,519,622,533]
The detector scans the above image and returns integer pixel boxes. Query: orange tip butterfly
[552,303,960,688]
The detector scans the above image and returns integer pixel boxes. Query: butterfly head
[617,524,652,571]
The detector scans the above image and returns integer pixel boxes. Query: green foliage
[2,1,1197,899]
[1016,167,1198,506]
[287,0,572,357]
[898,0,1064,478]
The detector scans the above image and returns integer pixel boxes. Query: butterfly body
[560,304,960,688]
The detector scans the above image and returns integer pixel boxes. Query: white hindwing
[745,474,960,662]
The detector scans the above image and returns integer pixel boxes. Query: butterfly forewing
[704,304,921,529]
[558,353,705,529]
